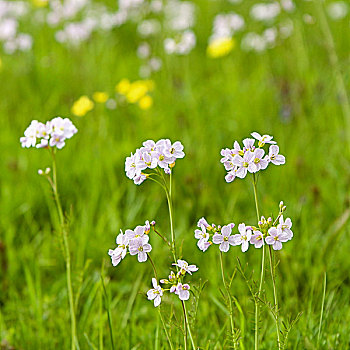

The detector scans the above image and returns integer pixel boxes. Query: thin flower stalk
[51,150,77,350]
[268,245,281,349]
[252,173,265,350]
[219,251,237,350]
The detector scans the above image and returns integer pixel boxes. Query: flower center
[159,155,164,161]
[224,236,228,241]
[138,246,144,252]
[243,161,249,167]
[254,158,260,164]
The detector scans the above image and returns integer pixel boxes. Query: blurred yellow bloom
[32,0,49,7]
[71,96,94,117]
[207,37,235,58]
[116,79,131,95]
[126,81,149,103]
[138,95,153,110]
[92,92,109,103]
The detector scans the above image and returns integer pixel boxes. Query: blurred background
[0,0,350,348]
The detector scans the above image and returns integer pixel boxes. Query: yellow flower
[138,95,153,110]
[92,92,109,103]
[126,81,149,103]
[207,37,235,58]
[71,96,94,117]
[32,0,49,7]
[115,79,131,95]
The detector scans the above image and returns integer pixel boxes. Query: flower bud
[279,201,284,209]
[282,206,287,212]
[38,169,43,175]
[151,220,156,226]
[45,167,51,174]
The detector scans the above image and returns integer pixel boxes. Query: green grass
[1,0,350,349]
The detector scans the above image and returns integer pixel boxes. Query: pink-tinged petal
[273,241,282,250]
[272,154,285,165]
[279,234,289,243]
[197,217,209,228]
[251,132,261,140]
[254,240,264,248]
[188,265,198,272]
[244,151,254,162]
[238,223,246,235]
[236,167,247,178]
[125,229,135,239]
[285,218,292,228]
[170,285,176,293]
[243,138,255,149]
[179,289,190,301]
[248,163,258,173]
[265,236,275,245]
[141,235,150,244]
[152,278,157,289]
[241,241,249,252]
[232,234,242,245]
[194,229,203,239]
[134,225,145,236]
[232,155,243,166]
[213,233,224,244]
[221,225,232,237]
[147,290,156,300]
[228,236,236,245]
[269,145,279,156]
[259,158,269,170]
[143,243,152,252]
[138,252,148,262]
[225,171,236,183]
[154,295,162,307]
[255,148,264,158]
[246,230,252,241]
[220,241,230,252]
[268,227,278,237]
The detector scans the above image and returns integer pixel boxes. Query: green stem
[252,173,264,350]
[147,253,158,281]
[51,150,77,350]
[181,301,188,350]
[219,251,237,349]
[163,172,197,350]
[158,308,175,350]
[268,246,281,350]
[148,254,175,350]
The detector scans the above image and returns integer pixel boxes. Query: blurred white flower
[137,19,161,37]
[241,32,266,52]
[0,18,17,41]
[137,42,151,59]
[165,0,195,31]
[250,3,280,22]
[327,1,348,20]
[211,13,244,41]
[164,30,196,55]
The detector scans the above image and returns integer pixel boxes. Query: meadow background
[1,0,350,349]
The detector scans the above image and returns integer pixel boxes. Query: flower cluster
[147,259,198,307]
[195,202,293,252]
[108,220,154,266]
[220,132,285,183]
[20,117,77,149]
[125,139,185,185]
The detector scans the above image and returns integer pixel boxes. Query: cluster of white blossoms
[20,117,77,149]
[108,220,154,266]
[220,132,285,183]
[195,202,293,253]
[125,139,185,185]
[147,259,198,307]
